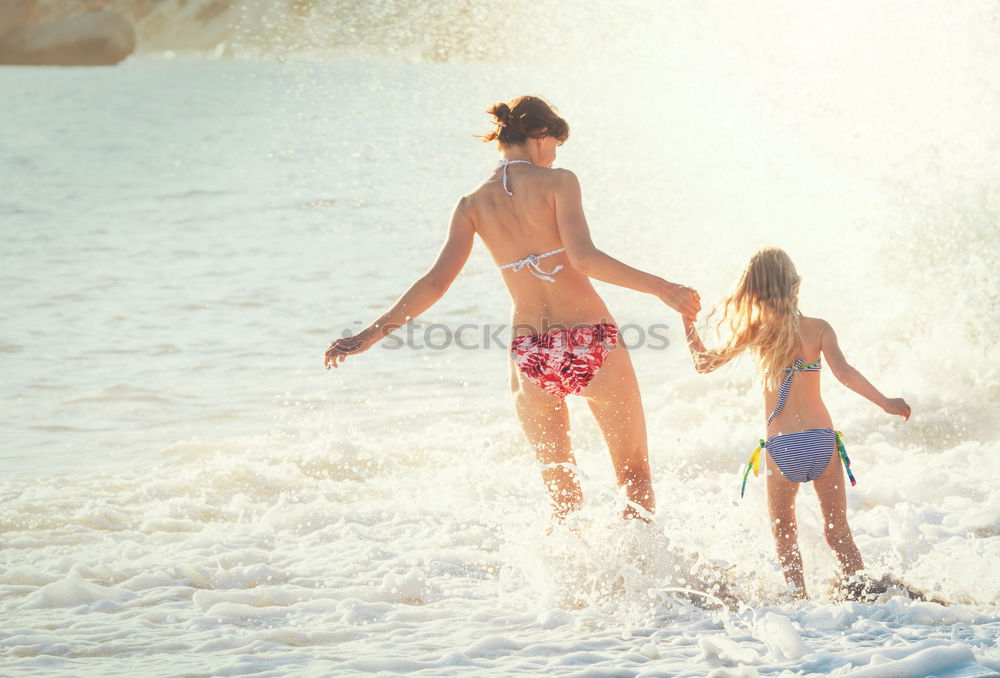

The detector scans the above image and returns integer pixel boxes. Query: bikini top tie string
[767,358,823,425]
[498,248,565,282]
[497,159,532,196]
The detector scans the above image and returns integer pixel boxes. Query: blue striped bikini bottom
[765,427,838,483]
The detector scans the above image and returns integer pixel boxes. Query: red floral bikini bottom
[510,322,619,398]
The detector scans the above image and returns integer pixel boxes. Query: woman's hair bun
[488,102,512,127]
[480,96,568,146]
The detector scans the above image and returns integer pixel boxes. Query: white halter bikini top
[494,159,565,283]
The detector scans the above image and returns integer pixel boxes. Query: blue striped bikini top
[767,359,822,425]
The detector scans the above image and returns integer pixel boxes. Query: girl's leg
[765,455,807,597]
[511,362,581,519]
[579,345,655,519]
[812,444,864,579]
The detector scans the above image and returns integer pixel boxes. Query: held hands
[324,328,377,369]
[659,281,701,322]
[882,397,912,421]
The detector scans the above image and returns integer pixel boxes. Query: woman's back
[466,162,611,330]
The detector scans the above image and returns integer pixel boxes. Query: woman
[325,96,700,520]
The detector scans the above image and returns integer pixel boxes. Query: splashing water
[2,2,999,676]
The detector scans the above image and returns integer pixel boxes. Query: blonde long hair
[707,248,802,390]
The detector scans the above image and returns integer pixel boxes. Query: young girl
[682,248,911,599]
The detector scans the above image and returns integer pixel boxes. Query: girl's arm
[682,317,733,374]
[325,198,475,369]
[553,169,700,319]
[819,320,911,419]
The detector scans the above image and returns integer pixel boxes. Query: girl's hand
[882,397,911,421]
[681,312,729,374]
[660,282,701,320]
[325,328,377,369]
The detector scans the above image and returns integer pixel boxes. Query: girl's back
[763,315,833,439]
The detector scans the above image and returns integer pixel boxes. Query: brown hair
[706,248,803,390]
[481,96,569,146]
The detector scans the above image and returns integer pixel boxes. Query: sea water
[2,2,999,676]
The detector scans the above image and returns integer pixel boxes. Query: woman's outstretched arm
[325,198,475,368]
[553,169,700,319]
[819,320,911,419]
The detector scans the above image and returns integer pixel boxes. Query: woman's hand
[325,328,377,369]
[882,397,911,421]
[659,281,701,321]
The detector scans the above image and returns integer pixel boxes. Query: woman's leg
[812,442,864,579]
[510,361,582,519]
[765,454,807,597]
[579,346,655,519]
